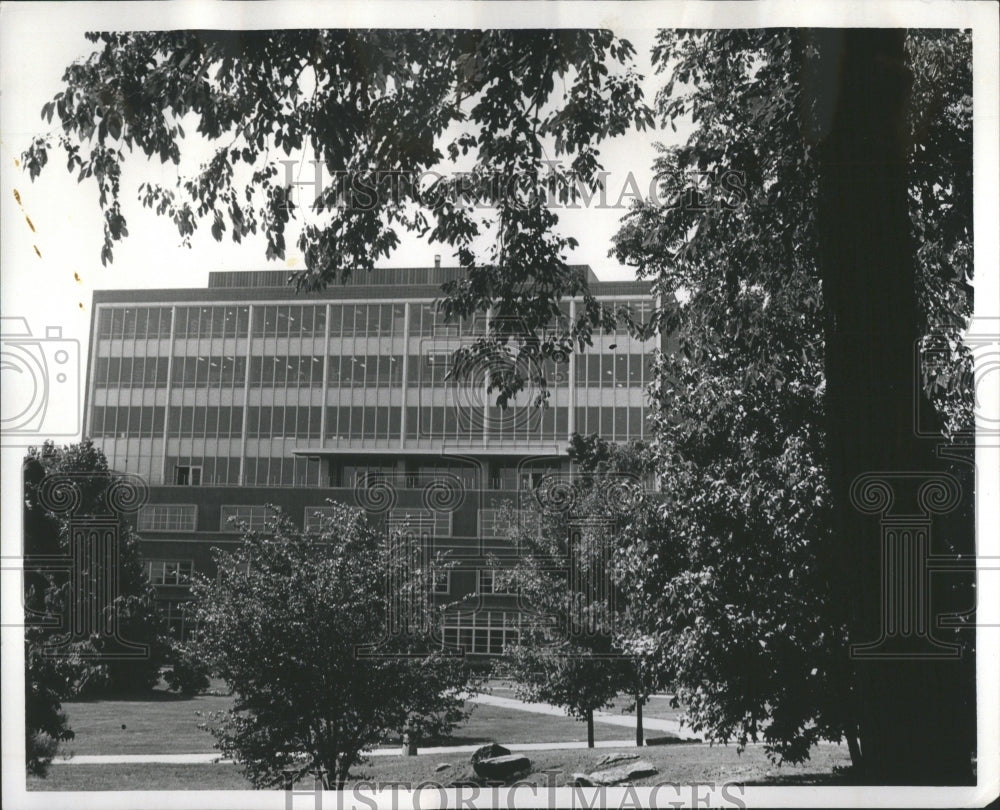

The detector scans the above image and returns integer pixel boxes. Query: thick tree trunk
[814,29,974,784]
[586,709,595,748]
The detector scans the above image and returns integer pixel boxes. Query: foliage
[498,447,658,745]
[190,503,476,789]
[609,29,973,766]
[23,440,168,703]
[24,29,654,404]
[163,640,212,696]
[25,625,76,776]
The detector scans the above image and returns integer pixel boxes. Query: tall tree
[612,29,974,781]
[813,29,973,784]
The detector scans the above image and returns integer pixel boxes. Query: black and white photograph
[1,2,998,807]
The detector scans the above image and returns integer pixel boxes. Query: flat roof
[91,266,652,304]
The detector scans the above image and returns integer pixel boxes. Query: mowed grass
[58,685,642,757]
[30,743,853,790]
[486,680,684,724]
[57,689,231,755]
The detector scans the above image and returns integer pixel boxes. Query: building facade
[85,265,658,652]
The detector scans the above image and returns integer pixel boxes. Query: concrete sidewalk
[51,739,661,765]
[466,693,700,739]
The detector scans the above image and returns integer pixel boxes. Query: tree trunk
[586,708,595,748]
[635,689,644,747]
[846,731,863,770]
[814,28,974,784]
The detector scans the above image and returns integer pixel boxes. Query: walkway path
[466,693,700,739]
[51,739,662,765]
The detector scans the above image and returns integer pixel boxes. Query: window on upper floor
[146,560,194,586]
[138,505,197,532]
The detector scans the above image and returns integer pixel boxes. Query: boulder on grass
[470,743,511,766]
[472,754,532,780]
[596,752,641,768]
[588,759,658,785]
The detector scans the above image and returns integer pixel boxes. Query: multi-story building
[84,263,658,652]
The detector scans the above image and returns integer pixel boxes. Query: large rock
[595,752,640,768]
[568,773,597,787]
[588,759,658,785]
[472,754,532,780]
[470,743,511,765]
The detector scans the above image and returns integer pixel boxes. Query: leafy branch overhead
[24,29,654,402]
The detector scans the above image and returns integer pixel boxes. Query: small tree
[499,451,653,747]
[23,440,167,698]
[191,504,475,789]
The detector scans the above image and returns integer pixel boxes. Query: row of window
[325,406,403,441]
[91,405,166,438]
[146,559,193,585]
[98,307,173,340]
[250,355,324,387]
[138,505,197,532]
[91,406,245,438]
[153,601,524,650]
[576,353,648,387]
[166,457,242,485]
[92,404,644,442]
[169,406,245,438]
[247,405,321,439]
[94,352,648,392]
[331,354,404,386]
[170,355,247,387]
[97,300,653,344]
[574,405,646,440]
[441,610,522,655]
[94,356,170,388]
[137,502,545,539]
[243,456,323,487]
[176,306,251,339]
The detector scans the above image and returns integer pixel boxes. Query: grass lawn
[58,682,641,757]
[29,743,853,790]
[58,688,232,755]
[58,696,633,757]
[487,680,684,724]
